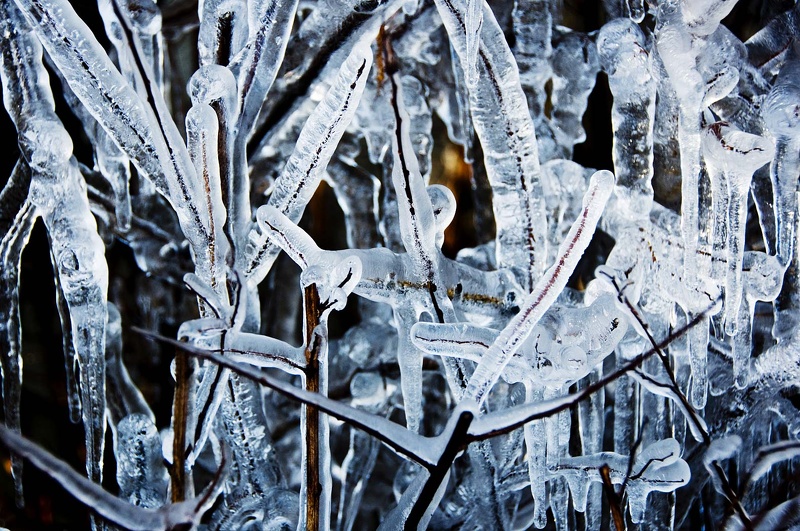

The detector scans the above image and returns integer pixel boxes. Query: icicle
[121,0,164,89]
[0,162,35,506]
[550,29,600,157]
[763,45,800,343]
[512,0,555,160]
[598,18,656,221]
[524,383,548,528]
[325,156,382,249]
[115,414,168,509]
[105,304,154,427]
[1,0,109,501]
[731,252,783,388]
[655,0,738,279]
[701,120,774,335]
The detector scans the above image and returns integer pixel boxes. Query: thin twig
[600,464,626,531]
[304,283,323,531]
[599,272,753,530]
[170,344,192,503]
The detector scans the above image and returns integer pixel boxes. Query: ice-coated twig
[188,64,239,267]
[0,163,36,506]
[198,0,248,67]
[232,0,299,140]
[256,205,524,321]
[464,170,614,405]
[13,0,211,258]
[246,40,371,284]
[301,296,327,531]
[467,300,714,439]
[246,0,403,160]
[463,0,482,87]
[135,327,444,469]
[629,370,708,442]
[186,90,230,290]
[436,0,548,289]
[0,423,225,531]
[552,439,690,524]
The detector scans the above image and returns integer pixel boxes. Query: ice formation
[1,0,800,529]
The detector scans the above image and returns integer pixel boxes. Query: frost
[1,0,799,529]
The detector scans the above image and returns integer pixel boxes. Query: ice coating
[465,170,614,405]
[436,0,549,290]
[5,0,800,528]
[598,18,656,219]
[702,120,774,335]
[246,41,371,284]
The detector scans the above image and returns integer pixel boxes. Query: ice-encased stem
[14,0,212,261]
[465,170,614,405]
[436,0,548,290]
[300,296,331,531]
[186,102,229,290]
[198,0,248,67]
[190,63,240,269]
[0,162,36,506]
[245,41,371,284]
[234,0,299,140]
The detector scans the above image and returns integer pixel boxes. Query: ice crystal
[1,0,800,529]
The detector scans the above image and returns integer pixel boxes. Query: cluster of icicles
[1,0,800,529]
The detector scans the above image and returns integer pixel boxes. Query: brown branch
[304,283,323,531]
[170,345,192,503]
[600,464,626,531]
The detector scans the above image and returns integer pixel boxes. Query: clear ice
[2,0,800,529]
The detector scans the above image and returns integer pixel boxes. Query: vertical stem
[170,346,192,502]
[304,284,322,531]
